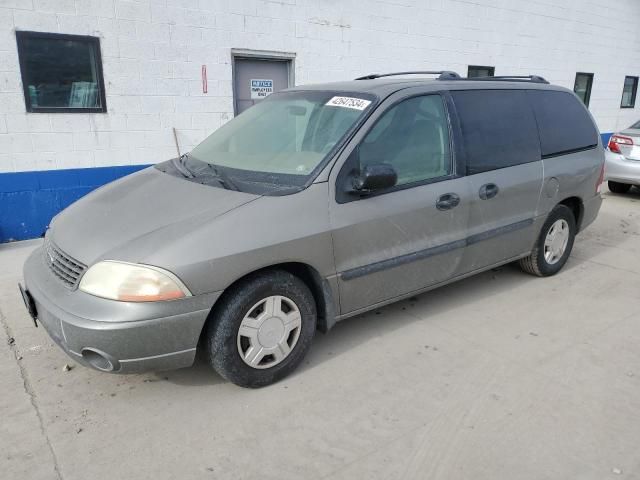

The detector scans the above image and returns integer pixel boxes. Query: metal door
[233,58,291,114]
[328,89,473,315]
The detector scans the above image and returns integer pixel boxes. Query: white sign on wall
[250,79,274,99]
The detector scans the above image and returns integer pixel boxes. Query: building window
[621,76,638,108]
[16,31,107,113]
[467,65,495,78]
[573,72,593,108]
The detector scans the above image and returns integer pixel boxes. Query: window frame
[335,91,459,204]
[620,75,638,109]
[16,30,108,114]
[467,65,495,78]
[573,72,593,108]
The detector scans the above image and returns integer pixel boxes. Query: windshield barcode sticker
[326,96,371,110]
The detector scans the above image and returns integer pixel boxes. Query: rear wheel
[608,181,632,194]
[519,205,576,277]
[205,270,316,388]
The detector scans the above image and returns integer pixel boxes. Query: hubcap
[237,295,302,369]
[544,219,570,265]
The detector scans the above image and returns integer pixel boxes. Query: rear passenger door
[450,89,544,273]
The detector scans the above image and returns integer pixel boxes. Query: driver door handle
[436,193,461,211]
[479,183,499,200]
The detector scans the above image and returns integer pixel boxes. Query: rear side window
[528,90,599,158]
[451,90,541,175]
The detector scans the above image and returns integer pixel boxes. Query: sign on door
[250,79,274,99]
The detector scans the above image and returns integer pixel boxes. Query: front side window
[358,95,451,186]
[185,91,375,193]
[621,76,638,108]
[573,72,593,107]
[16,31,106,113]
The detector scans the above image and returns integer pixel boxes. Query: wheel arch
[557,196,584,230]
[202,262,338,340]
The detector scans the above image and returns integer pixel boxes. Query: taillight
[596,162,605,194]
[608,134,633,153]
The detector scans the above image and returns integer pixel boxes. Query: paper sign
[325,96,371,110]
[250,79,274,99]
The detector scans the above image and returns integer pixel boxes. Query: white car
[605,122,640,193]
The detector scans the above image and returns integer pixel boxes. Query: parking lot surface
[1,188,639,480]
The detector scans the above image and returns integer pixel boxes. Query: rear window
[451,90,541,175]
[527,90,599,158]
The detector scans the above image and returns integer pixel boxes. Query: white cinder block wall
[0,0,639,175]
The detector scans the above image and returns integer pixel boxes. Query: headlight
[78,261,191,302]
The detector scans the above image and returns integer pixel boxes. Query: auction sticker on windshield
[326,96,372,110]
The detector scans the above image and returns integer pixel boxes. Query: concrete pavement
[1,187,639,480]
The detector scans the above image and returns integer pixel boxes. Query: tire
[518,205,576,277]
[205,270,317,388]
[608,181,632,194]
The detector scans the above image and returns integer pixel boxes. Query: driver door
[329,90,472,315]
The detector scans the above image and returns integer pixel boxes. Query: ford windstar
[20,71,604,387]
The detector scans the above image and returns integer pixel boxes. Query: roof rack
[355,71,461,80]
[462,75,549,84]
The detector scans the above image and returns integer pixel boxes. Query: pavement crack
[0,309,64,480]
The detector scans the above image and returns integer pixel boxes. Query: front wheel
[205,270,317,388]
[519,205,576,277]
[608,181,632,194]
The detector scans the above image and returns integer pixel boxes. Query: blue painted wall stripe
[0,164,150,243]
[601,132,612,145]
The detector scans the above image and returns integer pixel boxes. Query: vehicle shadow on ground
[156,352,226,386]
[161,200,631,388]
[161,259,593,387]
[604,187,640,200]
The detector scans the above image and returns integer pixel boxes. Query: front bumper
[22,247,221,373]
[605,150,640,185]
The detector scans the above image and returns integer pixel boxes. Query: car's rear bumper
[605,150,640,185]
[22,247,221,373]
[580,193,602,232]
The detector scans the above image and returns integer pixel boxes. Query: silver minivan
[20,72,605,387]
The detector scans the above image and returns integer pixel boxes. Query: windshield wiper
[206,164,239,191]
[171,153,195,178]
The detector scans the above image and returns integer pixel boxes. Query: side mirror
[351,164,398,194]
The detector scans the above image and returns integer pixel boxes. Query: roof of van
[286,78,571,97]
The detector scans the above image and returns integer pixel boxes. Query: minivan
[20,71,605,387]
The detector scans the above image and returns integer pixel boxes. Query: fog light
[81,348,118,372]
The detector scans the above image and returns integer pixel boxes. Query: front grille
[43,237,87,289]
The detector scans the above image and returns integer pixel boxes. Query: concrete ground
[1,187,639,480]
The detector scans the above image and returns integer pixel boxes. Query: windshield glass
[184,90,375,194]
[631,120,640,129]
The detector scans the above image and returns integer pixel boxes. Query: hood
[50,167,259,265]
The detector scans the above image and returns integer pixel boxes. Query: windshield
[183,90,375,194]
[631,120,640,129]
